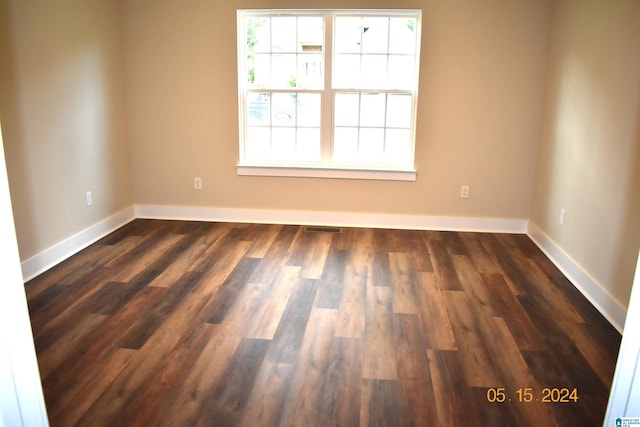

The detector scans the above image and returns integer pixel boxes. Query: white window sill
[236,164,417,181]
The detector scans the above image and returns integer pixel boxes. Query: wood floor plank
[197,337,271,426]
[25,242,121,299]
[479,316,555,425]
[47,348,136,427]
[300,230,333,279]
[112,323,217,427]
[74,293,214,425]
[107,232,185,283]
[362,286,397,380]
[460,232,502,274]
[245,266,301,340]
[518,256,585,324]
[318,336,363,426]
[248,225,300,285]
[346,227,375,270]
[428,239,464,291]
[147,232,221,288]
[26,219,621,427]
[238,362,295,427]
[481,272,545,351]
[335,264,368,338]
[520,350,607,425]
[155,279,269,425]
[40,285,173,401]
[557,321,618,388]
[29,264,116,334]
[360,379,401,427]
[244,223,283,258]
[185,223,236,273]
[442,290,500,387]
[427,349,463,425]
[35,313,108,379]
[389,252,420,314]
[193,240,252,294]
[30,266,117,345]
[279,308,338,425]
[427,349,484,426]
[265,278,319,364]
[314,245,347,309]
[480,233,529,296]
[452,254,499,318]
[201,257,259,324]
[414,272,457,350]
[393,313,438,426]
[372,249,392,286]
[518,295,609,394]
[117,270,204,349]
[441,230,469,256]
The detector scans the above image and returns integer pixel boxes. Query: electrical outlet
[86,191,93,206]
[559,208,566,225]
[460,185,470,199]
[194,177,202,190]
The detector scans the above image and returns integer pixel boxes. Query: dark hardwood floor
[26,219,621,426]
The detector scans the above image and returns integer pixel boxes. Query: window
[237,10,421,180]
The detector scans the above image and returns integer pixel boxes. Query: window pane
[272,93,296,126]
[297,93,321,127]
[361,55,387,88]
[298,17,324,52]
[360,128,385,162]
[360,93,385,128]
[389,18,416,54]
[386,94,412,128]
[272,17,296,52]
[361,17,389,54]
[334,17,362,54]
[335,93,359,126]
[246,127,271,161]
[385,129,411,163]
[247,92,271,125]
[248,17,270,53]
[333,54,360,88]
[388,56,415,89]
[297,128,321,161]
[297,54,323,89]
[272,54,297,88]
[334,127,358,162]
[252,54,271,88]
[272,128,296,159]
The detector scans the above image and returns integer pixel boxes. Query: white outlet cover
[460,185,470,199]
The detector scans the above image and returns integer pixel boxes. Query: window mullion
[321,12,333,164]
[382,93,388,156]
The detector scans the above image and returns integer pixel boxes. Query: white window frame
[236,9,421,181]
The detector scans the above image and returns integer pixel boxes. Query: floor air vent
[304,226,342,233]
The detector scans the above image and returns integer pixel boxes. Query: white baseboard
[527,222,626,333]
[21,206,136,282]
[134,204,529,234]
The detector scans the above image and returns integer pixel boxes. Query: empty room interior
[1,0,639,426]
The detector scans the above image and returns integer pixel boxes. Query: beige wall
[123,0,550,218]
[531,0,640,307]
[0,0,133,260]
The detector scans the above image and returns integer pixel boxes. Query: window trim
[237,164,417,181]
[236,9,422,181]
